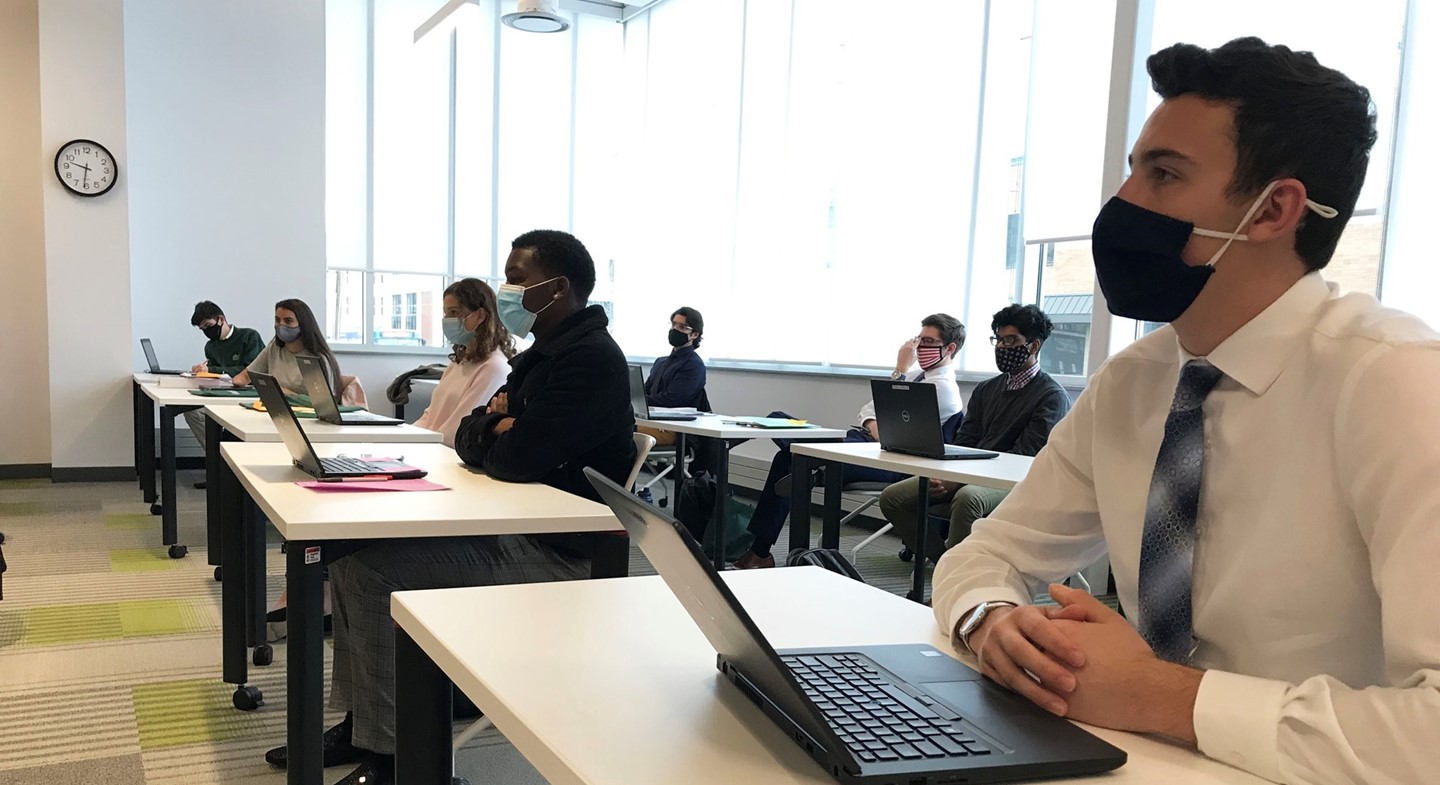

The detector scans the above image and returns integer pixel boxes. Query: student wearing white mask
[931,38,1440,785]
[412,278,513,447]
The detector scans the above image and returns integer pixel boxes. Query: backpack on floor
[785,547,865,583]
[674,470,755,563]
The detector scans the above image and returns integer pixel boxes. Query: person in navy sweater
[640,307,709,446]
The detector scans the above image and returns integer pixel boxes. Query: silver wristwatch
[890,370,906,381]
[957,600,1017,654]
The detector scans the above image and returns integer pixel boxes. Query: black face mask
[1091,197,1215,324]
[995,345,1031,375]
[202,324,223,341]
[667,329,690,348]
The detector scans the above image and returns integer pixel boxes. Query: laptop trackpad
[923,679,1037,718]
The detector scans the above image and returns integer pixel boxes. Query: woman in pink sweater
[414,278,514,446]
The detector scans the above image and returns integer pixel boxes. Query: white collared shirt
[855,361,962,428]
[932,273,1440,784]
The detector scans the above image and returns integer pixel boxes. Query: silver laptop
[252,373,422,479]
[295,355,402,426]
[871,380,997,461]
[585,467,1125,785]
[628,364,697,422]
[139,338,183,375]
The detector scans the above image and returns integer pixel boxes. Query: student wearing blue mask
[932,38,1440,785]
[232,298,342,398]
[412,278,513,447]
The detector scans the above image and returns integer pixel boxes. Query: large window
[328,0,1429,377]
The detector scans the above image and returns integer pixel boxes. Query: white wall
[0,0,52,467]
[125,0,326,371]
[38,0,134,470]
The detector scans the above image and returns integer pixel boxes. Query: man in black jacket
[267,230,636,785]
[878,304,1071,561]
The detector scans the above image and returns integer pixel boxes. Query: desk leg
[246,498,266,650]
[222,465,249,689]
[710,441,730,568]
[159,406,185,558]
[820,460,843,551]
[591,534,630,579]
[140,394,157,504]
[674,432,688,482]
[395,626,453,785]
[910,477,931,603]
[788,451,812,555]
[205,415,223,568]
[287,541,325,785]
[132,382,144,485]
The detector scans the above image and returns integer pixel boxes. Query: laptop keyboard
[781,653,993,764]
[320,456,380,474]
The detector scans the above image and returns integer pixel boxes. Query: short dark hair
[1147,37,1377,271]
[511,229,597,301]
[671,306,704,347]
[921,313,965,349]
[190,301,224,326]
[991,303,1054,344]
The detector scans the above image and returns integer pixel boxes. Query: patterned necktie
[1138,360,1224,663]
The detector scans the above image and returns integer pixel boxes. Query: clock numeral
[65,155,74,162]
[82,146,91,153]
[103,168,110,174]
[62,163,70,169]
[65,172,73,179]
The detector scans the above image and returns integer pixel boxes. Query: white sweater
[413,348,510,447]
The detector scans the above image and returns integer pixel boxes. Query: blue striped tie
[1138,360,1224,663]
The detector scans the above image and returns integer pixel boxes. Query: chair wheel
[214,566,223,582]
[168,544,188,559]
[150,503,163,516]
[898,547,914,563]
[253,644,274,667]
[232,686,264,711]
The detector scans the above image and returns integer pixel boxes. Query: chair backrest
[941,410,965,443]
[340,375,368,407]
[626,432,657,491]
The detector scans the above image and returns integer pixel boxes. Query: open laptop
[252,373,424,479]
[139,338,183,375]
[584,467,1125,785]
[871,380,998,461]
[295,355,403,426]
[629,364,697,422]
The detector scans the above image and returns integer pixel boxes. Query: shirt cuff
[944,586,1030,647]
[1193,669,1289,783]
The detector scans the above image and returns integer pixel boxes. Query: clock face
[55,139,117,197]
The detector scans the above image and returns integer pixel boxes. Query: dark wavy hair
[274,298,341,397]
[445,278,516,364]
[991,304,1054,344]
[921,313,965,350]
[671,306,704,348]
[1147,37,1377,271]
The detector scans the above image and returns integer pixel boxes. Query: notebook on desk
[585,467,1125,785]
[296,355,403,426]
[252,373,424,480]
[871,380,997,461]
[139,338,183,375]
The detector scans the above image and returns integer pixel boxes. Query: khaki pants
[877,477,1011,560]
[636,424,678,447]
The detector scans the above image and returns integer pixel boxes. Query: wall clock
[54,139,117,197]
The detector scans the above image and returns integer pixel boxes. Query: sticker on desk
[304,546,321,565]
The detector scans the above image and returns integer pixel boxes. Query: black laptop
[252,373,424,479]
[295,355,403,426]
[871,380,998,461]
[585,467,1125,784]
[629,364,697,422]
[139,338,183,375]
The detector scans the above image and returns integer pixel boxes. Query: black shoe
[265,713,363,769]
[193,481,207,490]
[333,755,394,785]
[266,608,333,642]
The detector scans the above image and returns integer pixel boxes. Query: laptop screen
[628,364,649,419]
[295,355,341,423]
[870,380,945,454]
[583,467,849,764]
[140,338,161,372]
[252,373,324,475]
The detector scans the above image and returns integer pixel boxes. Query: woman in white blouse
[414,278,514,446]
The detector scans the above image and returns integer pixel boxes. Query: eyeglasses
[670,322,695,334]
[989,335,1029,348]
[914,337,945,348]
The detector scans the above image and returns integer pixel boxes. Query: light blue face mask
[442,314,476,347]
[496,277,560,339]
[275,325,301,343]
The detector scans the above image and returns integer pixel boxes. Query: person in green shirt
[184,301,265,458]
[189,300,265,376]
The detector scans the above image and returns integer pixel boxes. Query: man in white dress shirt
[933,37,1439,785]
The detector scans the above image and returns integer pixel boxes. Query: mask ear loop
[1194,181,1340,267]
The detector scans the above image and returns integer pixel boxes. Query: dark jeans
[744,411,904,558]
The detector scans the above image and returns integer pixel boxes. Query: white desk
[130,375,213,559]
[789,443,1034,601]
[390,568,1266,785]
[634,414,848,565]
[202,401,442,443]
[218,440,624,785]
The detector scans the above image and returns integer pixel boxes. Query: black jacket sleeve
[1010,387,1072,457]
[453,384,508,467]
[647,353,706,408]
[953,381,989,448]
